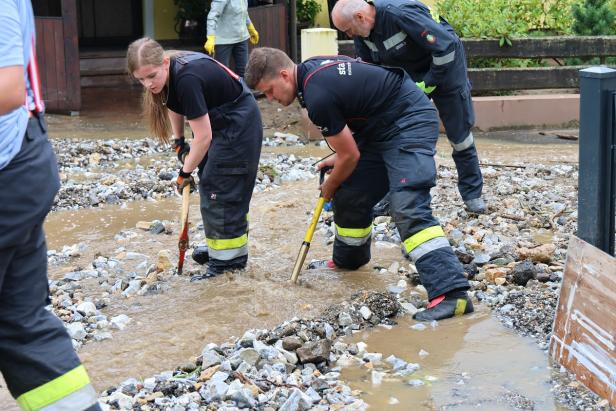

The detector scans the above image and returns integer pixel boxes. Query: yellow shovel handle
[304,196,325,242]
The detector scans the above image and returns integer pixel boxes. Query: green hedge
[437,0,579,42]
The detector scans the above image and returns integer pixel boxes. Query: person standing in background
[332,0,487,214]
[0,1,101,410]
[204,0,260,77]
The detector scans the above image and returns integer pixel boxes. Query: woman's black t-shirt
[165,55,243,120]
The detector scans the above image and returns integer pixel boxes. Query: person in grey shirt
[204,0,260,77]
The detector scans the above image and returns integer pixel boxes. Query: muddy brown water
[1,177,571,410]
[341,313,568,410]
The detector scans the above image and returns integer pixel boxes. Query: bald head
[332,0,375,38]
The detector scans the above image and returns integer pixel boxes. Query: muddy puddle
[43,180,405,391]
[341,312,567,410]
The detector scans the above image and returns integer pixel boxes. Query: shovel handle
[319,166,332,186]
[290,168,332,284]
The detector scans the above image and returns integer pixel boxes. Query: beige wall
[314,0,330,28]
[154,0,179,40]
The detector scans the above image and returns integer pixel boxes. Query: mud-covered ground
[0,88,611,410]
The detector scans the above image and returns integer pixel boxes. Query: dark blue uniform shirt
[354,0,462,89]
[166,53,243,120]
[297,56,413,141]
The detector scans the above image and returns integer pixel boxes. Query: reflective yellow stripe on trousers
[335,224,373,246]
[17,365,98,411]
[403,225,451,261]
[207,233,248,260]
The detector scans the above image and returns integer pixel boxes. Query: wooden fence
[34,0,80,112]
[338,36,616,91]
[249,3,289,55]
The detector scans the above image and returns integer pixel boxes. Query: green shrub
[297,0,322,25]
[572,0,616,34]
[437,0,578,43]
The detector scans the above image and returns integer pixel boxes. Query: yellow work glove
[247,23,259,45]
[204,35,216,56]
[416,81,436,94]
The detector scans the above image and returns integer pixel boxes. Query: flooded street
[341,313,568,410]
[0,87,588,410]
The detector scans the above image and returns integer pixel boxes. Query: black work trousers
[0,116,100,410]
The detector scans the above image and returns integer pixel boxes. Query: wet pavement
[0,87,584,410]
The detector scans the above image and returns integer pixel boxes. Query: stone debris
[98,291,401,410]
[40,139,606,410]
[51,138,319,210]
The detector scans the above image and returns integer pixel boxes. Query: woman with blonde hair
[127,37,262,279]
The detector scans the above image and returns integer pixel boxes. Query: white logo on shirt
[337,62,352,76]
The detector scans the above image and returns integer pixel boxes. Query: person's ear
[354,11,364,24]
[163,56,170,68]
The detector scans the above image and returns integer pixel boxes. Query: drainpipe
[290,0,297,62]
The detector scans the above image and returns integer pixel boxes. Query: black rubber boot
[413,292,474,322]
[192,245,209,265]
[464,197,487,214]
[372,194,391,217]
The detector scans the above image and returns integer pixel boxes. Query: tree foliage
[572,0,616,34]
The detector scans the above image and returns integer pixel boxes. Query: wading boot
[192,245,209,265]
[307,259,337,270]
[190,255,246,281]
[413,290,474,322]
[464,197,487,214]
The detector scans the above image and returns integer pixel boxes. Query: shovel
[177,184,191,275]
[290,166,331,283]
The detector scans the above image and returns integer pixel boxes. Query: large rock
[517,244,556,263]
[282,336,304,351]
[279,388,314,411]
[511,260,537,286]
[296,340,331,364]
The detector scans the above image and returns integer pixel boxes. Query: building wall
[143,0,179,40]
[153,0,179,39]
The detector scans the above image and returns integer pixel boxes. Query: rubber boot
[192,245,209,265]
[190,255,246,281]
[464,197,487,214]
[413,291,474,321]
[372,194,391,217]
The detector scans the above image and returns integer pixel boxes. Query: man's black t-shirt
[166,54,243,120]
[296,56,404,138]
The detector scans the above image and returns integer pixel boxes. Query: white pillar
[300,28,338,61]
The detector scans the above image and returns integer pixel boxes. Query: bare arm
[318,126,360,200]
[168,109,186,140]
[0,66,25,115]
[183,114,213,173]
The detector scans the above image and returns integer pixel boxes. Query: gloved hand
[204,35,216,55]
[416,81,436,94]
[172,137,190,164]
[247,23,259,45]
[176,168,196,193]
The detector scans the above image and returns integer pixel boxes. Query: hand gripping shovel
[290,166,331,283]
[177,184,191,275]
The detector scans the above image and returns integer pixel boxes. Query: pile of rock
[98,292,403,410]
